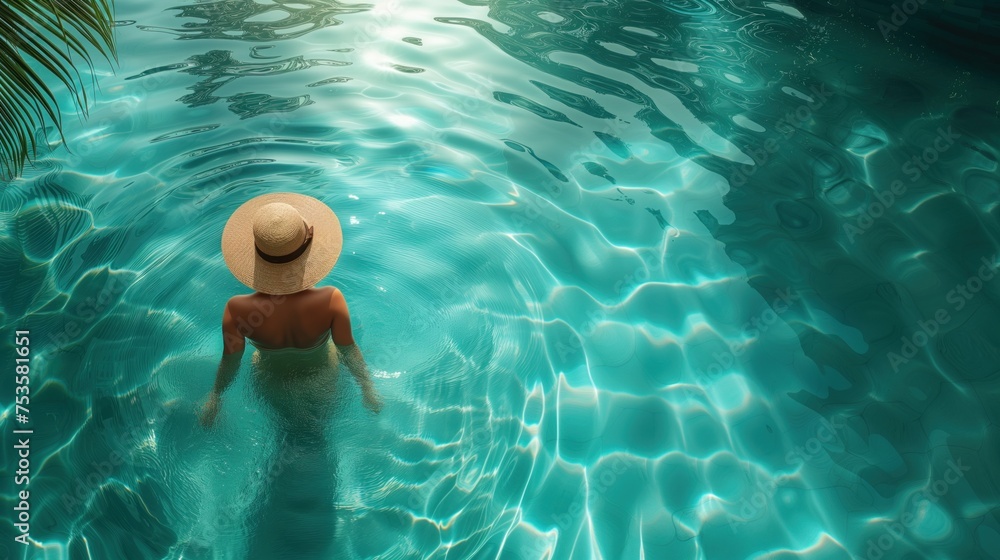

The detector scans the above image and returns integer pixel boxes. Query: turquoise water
[2,0,1000,558]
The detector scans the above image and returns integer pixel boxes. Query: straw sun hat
[221,193,343,295]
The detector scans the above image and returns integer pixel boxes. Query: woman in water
[198,192,382,558]
[200,191,382,429]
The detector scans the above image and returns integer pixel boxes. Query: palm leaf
[1,0,117,179]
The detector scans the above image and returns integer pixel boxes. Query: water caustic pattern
[1,0,999,558]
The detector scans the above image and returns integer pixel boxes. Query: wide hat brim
[221,193,343,295]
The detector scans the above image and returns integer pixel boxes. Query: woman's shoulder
[316,285,344,298]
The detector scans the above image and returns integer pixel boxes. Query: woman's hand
[200,394,221,428]
[362,390,383,414]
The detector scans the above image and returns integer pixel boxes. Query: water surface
[1,0,999,559]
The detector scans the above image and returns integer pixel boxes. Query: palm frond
[1,0,117,180]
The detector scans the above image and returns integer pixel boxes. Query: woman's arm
[329,288,382,414]
[200,299,246,427]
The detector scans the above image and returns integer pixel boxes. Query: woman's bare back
[200,285,378,430]
[227,287,338,349]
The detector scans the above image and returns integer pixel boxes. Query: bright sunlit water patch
[2,0,999,559]
[704,374,751,412]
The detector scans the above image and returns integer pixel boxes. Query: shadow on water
[125,0,372,120]
[242,345,343,559]
[241,432,340,559]
[136,0,371,42]
[126,2,360,119]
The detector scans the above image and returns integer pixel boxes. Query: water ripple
[136,0,370,41]
[150,124,222,143]
[494,91,581,127]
